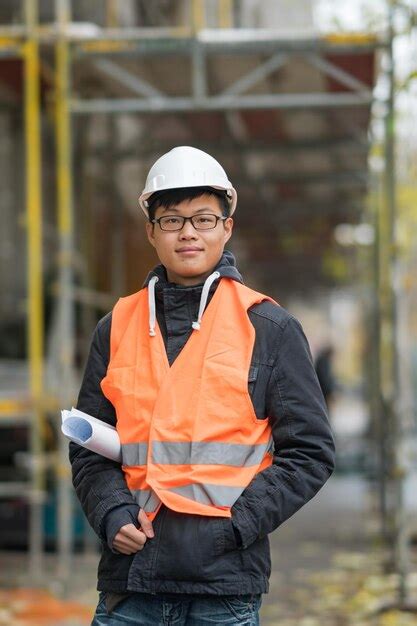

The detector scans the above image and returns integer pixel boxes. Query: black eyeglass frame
[150,214,228,231]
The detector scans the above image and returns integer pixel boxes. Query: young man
[70,146,335,625]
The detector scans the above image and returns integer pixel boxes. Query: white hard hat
[138,146,237,217]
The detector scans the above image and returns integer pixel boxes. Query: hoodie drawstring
[148,276,159,336]
[192,271,220,331]
[148,271,221,336]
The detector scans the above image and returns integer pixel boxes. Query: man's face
[146,194,233,286]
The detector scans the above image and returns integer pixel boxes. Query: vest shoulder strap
[231,280,277,309]
[110,290,143,359]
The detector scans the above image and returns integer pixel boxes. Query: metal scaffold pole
[369,161,386,539]
[23,0,45,577]
[378,0,410,609]
[55,0,76,583]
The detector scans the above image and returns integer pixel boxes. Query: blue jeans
[91,591,262,625]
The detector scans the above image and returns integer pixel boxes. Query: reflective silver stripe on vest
[131,489,161,512]
[121,443,148,466]
[168,483,243,507]
[152,439,272,467]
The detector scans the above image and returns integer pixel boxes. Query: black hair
[147,186,230,222]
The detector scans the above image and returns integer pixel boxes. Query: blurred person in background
[314,343,338,414]
[69,146,335,625]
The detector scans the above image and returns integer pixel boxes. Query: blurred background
[0,1,417,624]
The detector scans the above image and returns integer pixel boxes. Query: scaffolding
[0,0,407,605]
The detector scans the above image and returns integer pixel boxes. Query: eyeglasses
[151,214,227,232]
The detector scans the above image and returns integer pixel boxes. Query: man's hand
[112,508,154,555]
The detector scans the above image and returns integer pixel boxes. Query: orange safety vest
[101,278,276,520]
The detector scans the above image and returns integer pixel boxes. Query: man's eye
[164,217,181,224]
[196,216,215,224]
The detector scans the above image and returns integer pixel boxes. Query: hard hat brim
[139,185,237,218]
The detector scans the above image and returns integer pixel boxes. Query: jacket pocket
[212,517,238,556]
[153,510,241,582]
[241,534,271,579]
[248,362,273,419]
[247,365,258,394]
[154,510,205,581]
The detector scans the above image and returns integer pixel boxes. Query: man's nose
[179,219,198,237]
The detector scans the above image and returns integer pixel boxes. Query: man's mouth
[176,247,204,253]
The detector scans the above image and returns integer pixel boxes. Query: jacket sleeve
[231,315,336,549]
[69,313,140,549]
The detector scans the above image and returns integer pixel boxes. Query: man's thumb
[138,509,154,538]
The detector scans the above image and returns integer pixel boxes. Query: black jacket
[70,251,335,596]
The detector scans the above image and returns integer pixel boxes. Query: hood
[142,250,243,336]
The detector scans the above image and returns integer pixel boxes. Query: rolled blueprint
[61,407,121,462]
